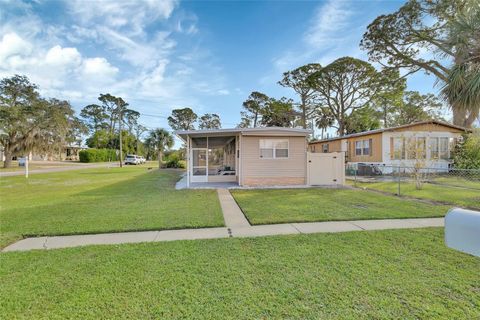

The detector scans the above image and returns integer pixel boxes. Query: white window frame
[362,139,370,155]
[393,137,405,160]
[355,139,371,156]
[322,143,329,153]
[428,137,450,160]
[355,141,362,156]
[259,139,289,159]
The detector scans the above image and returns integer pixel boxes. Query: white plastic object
[445,208,480,257]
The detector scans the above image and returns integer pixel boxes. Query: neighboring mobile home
[309,120,468,171]
[175,127,313,187]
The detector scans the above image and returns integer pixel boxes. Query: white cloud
[0,32,33,63]
[45,45,82,69]
[81,57,119,80]
[0,0,229,129]
[68,0,178,36]
[303,1,353,49]
[266,0,364,86]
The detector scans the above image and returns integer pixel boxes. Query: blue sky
[0,0,440,141]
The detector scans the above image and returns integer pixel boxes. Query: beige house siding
[309,140,342,153]
[347,132,383,162]
[241,135,307,186]
[394,123,465,133]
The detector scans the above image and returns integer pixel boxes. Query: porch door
[191,148,208,182]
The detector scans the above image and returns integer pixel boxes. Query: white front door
[191,148,208,182]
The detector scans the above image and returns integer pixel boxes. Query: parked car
[124,154,142,165]
[138,156,146,164]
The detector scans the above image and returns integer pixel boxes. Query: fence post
[397,165,401,196]
[354,166,357,187]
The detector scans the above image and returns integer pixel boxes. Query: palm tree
[146,128,174,169]
[441,4,480,127]
[315,107,335,139]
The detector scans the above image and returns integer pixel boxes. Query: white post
[186,135,190,188]
[25,156,29,179]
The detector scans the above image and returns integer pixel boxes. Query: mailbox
[445,208,480,257]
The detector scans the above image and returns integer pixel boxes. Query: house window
[429,137,450,160]
[393,137,405,160]
[322,143,329,153]
[355,141,362,156]
[429,138,438,159]
[259,139,288,159]
[355,139,371,156]
[416,137,426,159]
[439,137,449,160]
[362,140,370,155]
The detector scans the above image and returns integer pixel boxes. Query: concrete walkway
[217,189,251,227]
[2,217,444,252]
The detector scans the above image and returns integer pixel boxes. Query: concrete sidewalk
[2,217,444,252]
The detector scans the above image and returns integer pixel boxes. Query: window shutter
[390,137,394,160]
[369,138,373,156]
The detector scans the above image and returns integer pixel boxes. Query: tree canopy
[279,63,322,128]
[307,57,388,136]
[260,98,297,127]
[0,75,83,167]
[144,128,174,168]
[168,107,197,130]
[199,113,221,129]
[361,0,479,127]
[241,91,269,128]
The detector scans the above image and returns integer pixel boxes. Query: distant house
[309,120,469,171]
[0,145,87,162]
[175,127,318,187]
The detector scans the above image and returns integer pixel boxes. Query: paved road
[0,162,119,177]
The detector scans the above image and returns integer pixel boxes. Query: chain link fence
[346,163,480,196]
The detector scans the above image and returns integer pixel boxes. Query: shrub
[164,152,186,168]
[452,131,480,170]
[79,149,118,163]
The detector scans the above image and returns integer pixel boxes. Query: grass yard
[0,167,223,248]
[231,188,451,225]
[1,228,478,319]
[0,160,80,172]
[347,179,480,209]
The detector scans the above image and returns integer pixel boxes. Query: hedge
[79,149,119,163]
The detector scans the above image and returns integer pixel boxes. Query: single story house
[0,145,87,162]
[308,120,468,172]
[175,127,313,187]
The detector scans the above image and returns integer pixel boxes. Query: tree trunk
[119,116,123,168]
[338,120,345,137]
[465,109,479,128]
[452,106,466,127]
[158,150,163,169]
[3,148,12,168]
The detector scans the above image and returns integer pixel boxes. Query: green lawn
[231,188,450,225]
[1,228,478,319]
[347,179,480,209]
[0,167,223,248]
[0,161,79,172]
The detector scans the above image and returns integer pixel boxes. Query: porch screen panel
[192,149,207,176]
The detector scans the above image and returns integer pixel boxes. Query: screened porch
[188,135,238,184]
